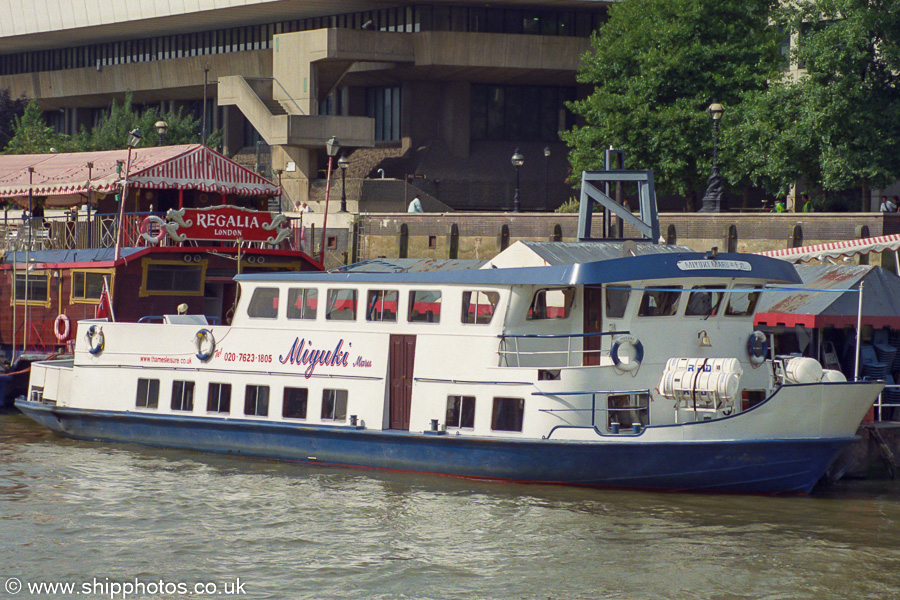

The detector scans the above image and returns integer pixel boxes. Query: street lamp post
[699,102,725,212]
[320,136,340,265]
[338,155,349,213]
[543,146,551,210]
[511,148,524,213]
[114,128,143,261]
[275,169,284,214]
[154,120,168,146]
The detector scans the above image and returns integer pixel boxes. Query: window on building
[244,385,269,416]
[283,387,308,419]
[605,286,631,319]
[685,286,724,317]
[607,393,649,429]
[207,383,231,413]
[13,273,49,304]
[408,289,441,323]
[462,291,500,325]
[171,380,195,412]
[638,287,682,317]
[471,84,575,142]
[446,395,475,429]
[326,289,357,321]
[366,289,399,322]
[72,271,107,301]
[287,288,318,320]
[725,286,761,317]
[144,262,203,294]
[136,378,159,409]
[247,287,279,318]
[321,389,348,421]
[527,287,574,320]
[366,86,401,141]
[491,397,524,432]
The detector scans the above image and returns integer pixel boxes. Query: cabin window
[13,272,50,305]
[638,287,682,317]
[142,262,204,295]
[283,387,308,419]
[287,288,317,320]
[491,397,524,432]
[725,286,761,316]
[171,380,195,412]
[366,289,399,322]
[462,291,500,325]
[527,287,574,320]
[604,286,630,319]
[244,385,269,416]
[321,389,348,421]
[71,270,108,301]
[446,395,475,429]
[136,378,159,409]
[247,287,279,318]
[326,289,357,321]
[685,285,724,317]
[408,290,441,323]
[207,382,231,413]
[607,393,649,429]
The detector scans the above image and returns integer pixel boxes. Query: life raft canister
[86,324,105,355]
[54,314,70,342]
[610,334,644,372]
[195,328,216,361]
[747,330,769,365]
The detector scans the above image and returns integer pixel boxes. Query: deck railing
[498,331,624,368]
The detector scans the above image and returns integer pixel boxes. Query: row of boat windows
[605,285,761,319]
[134,379,525,432]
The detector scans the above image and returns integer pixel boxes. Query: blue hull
[15,400,852,494]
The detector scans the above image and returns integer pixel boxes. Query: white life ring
[139,216,167,245]
[54,314,71,342]
[747,331,769,365]
[86,324,105,355]
[195,328,215,361]
[610,334,644,372]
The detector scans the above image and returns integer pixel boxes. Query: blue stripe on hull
[16,401,851,494]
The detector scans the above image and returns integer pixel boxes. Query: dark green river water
[2,412,899,600]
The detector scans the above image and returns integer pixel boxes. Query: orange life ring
[54,314,70,342]
[140,216,166,245]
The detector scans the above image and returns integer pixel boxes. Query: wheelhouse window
[725,286,761,316]
[321,389,348,421]
[527,287,574,320]
[607,393,650,429]
[287,288,317,320]
[408,290,441,323]
[247,287,279,318]
[326,289,357,321]
[604,286,630,319]
[491,397,524,432]
[13,272,50,305]
[171,380,195,412]
[141,261,204,296]
[638,287,682,317]
[244,385,269,416]
[71,270,108,302]
[462,291,500,325]
[366,289,399,322]
[446,395,475,429]
[207,382,231,413]
[283,387,308,419]
[136,378,159,409]
[685,285,724,317]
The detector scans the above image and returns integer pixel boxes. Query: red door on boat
[389,334,416,430]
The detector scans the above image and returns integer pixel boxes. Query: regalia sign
[140,205,291,245]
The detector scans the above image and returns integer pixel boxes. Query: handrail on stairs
[242,76,306,116]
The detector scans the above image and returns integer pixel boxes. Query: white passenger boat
[16,239,882,494]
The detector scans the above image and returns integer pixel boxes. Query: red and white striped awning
[0,144,279,200]
[757,234,900,263]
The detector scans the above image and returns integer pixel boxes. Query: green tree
[736,0,900,209]
[0,88,28,151]
[563,0,783,210]
[3,100,74,154]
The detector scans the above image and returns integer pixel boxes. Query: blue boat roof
[237,251,802,286]
[2,248,144,264]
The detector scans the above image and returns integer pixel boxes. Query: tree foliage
[563,0,783,209]
[0,88,29,151]
[3,101,74,154]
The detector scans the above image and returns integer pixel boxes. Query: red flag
[95,289,111,319]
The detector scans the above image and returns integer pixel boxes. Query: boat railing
[533,387,652,439]
[137,315,221,325]
[874,384,900,422]
[498,331,625,368]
